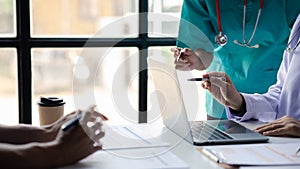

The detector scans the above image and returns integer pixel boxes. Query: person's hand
[42,105,108,142]
[51,107,105,167]
[255,116,300,137]
[41,111,78,141]
[201,72,243,111]
[170,47,212,71]
[79,105,107,145]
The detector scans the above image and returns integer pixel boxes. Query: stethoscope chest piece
[215,33,228,46]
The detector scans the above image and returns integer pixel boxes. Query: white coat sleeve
[227,50,290,122]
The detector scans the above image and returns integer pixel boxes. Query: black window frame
[0,0,176,124]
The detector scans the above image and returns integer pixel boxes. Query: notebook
[147,58,269,145]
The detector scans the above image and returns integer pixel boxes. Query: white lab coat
[227,14,300,122]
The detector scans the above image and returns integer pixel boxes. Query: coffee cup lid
[38,97,65,107]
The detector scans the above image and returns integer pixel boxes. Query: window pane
[30,0,138,37]
[32,47,138,126]
[148,47,207,122]
[0,0,16,37]
[0,48,18,125]
[148,0,182,37]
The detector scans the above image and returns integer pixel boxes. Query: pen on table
[61,114,82,131]
[187,76,226,82]
[201,148,221,163]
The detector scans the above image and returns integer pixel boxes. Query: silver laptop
[148,58,269,145]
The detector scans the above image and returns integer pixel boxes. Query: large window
[0,0,183,125]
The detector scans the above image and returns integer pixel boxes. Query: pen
[202,148,220,163]
[295,146,300,155]
[61,114,82,131]
[188,76,226,82]
[176,48,183,62]
[188,77,209,81]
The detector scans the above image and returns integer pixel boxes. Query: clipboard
[197,143,300,166]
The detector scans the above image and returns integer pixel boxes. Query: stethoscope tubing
[215,0,264,48]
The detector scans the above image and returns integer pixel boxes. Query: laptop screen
[148,58,269,145]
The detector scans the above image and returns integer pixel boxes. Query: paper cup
[38,97,65,126]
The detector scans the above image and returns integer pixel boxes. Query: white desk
[60,121,300,169]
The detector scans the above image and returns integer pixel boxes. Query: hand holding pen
[61,105,108,146]
[170,47,184,62]
[170,47,211,71]
[61,105,108,131]
[48,105,109,166]
[199,72,244,112]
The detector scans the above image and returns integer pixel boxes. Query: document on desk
[198,142,300,166]
[66,147,189,169]
[102,125,169,150]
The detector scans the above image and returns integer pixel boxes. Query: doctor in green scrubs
[172,0,300,119]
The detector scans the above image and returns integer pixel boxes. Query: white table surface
[60,121,300,169]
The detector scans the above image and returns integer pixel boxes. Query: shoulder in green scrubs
[177,0,300,119]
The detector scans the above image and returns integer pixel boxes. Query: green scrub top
[177,0,300,119]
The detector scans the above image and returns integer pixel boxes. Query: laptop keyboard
[189,121,233,141]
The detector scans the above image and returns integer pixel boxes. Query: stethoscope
[286,27,300,53]
[215,0,264,48]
